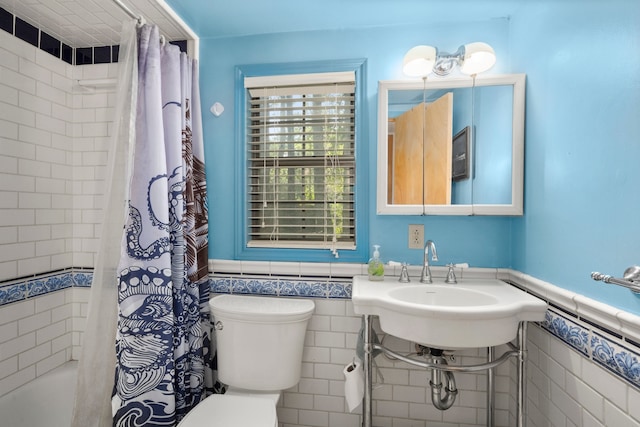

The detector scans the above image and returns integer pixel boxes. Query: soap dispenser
[367,245,385,281]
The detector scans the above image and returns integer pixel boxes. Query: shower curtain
[71,20,212,427]
[111,24,210,426]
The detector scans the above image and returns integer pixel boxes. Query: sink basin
[388,285,499,307]
[352,276,547,349]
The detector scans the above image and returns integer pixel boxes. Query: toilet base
[177,394,277,427]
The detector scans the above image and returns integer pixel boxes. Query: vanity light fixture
[402,42,496,77]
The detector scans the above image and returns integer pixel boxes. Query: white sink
[352,276,547,349]
[388,285,499,307]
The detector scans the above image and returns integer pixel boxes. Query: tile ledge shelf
[209,258,640,342]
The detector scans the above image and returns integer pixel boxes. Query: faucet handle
[399,263,410,283]
[445,264,457,284]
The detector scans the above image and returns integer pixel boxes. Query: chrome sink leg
[362,315,373,427]
[487,346,495,427]
[517,321,528,427]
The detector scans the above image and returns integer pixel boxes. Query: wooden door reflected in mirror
[388,93,452,205]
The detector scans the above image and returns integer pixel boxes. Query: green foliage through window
[246,76,356,249]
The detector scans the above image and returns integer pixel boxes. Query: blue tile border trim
[542,307,640,390]
[3,268,639,390]
[209,275,352,299]
[0,269,92,306]
[590,332,640,389]
[0,270,353,307]
[542,310,590,356]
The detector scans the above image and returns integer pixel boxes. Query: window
[244,71,356,254]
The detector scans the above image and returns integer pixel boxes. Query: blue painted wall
[179,1,640,313]
[197,19,513,264]
[509,1,640,313]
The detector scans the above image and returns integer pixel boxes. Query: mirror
[376,74,525,215]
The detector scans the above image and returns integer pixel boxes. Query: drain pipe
[429,350,458,410]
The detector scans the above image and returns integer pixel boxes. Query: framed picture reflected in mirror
[452,126,470,181]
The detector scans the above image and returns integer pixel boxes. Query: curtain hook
[159,35,166,46]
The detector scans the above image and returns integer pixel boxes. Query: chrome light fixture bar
[403,42,496,77]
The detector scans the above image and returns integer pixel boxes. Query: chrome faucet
[420,240,438,283]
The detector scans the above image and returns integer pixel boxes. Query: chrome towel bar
[591,265,640,294]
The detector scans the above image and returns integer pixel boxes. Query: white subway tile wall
[527,323,640,427]
[0,287,88,397]
[0,29,113,280]
[269,296,514,427]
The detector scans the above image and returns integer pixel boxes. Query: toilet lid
[178,394,276,427]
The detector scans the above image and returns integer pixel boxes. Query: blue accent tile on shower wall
[94,46,111,64]
[62,44,73,65]
[73,271,93,287]
[3,10,188,65]
[75,47,93,65]
[0,7,13,34]
[0,283,26,306]
[15,17,38,47]
[27,278,49,298]
[0,269,92,307]
[40,31,61,58]
[27,273,74,297]
[170,40,187,53]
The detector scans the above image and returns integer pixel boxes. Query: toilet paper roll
[343,360,364,412]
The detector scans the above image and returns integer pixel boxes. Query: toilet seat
[178,394,277,427]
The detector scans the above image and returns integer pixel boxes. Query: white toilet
[178,294,315,427]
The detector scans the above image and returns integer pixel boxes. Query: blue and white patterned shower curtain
[111,24,211,426]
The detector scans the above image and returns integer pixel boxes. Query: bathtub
[0,361,77,427]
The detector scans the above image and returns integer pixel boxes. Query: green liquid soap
[367,244,385,281]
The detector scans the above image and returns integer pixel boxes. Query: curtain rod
[112,0,141,23]
[111,0,200,60]
[112,0,168,44]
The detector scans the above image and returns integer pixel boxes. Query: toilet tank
[210,295,315,391]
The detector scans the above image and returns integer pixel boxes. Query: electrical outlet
[408,224,424,249]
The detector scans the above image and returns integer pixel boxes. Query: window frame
[234,59,368,262]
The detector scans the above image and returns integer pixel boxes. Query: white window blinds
[245,72,356,251]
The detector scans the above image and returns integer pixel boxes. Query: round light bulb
[402,45,437,77]
[460,42,496,75]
